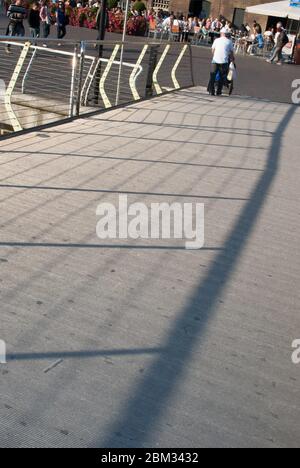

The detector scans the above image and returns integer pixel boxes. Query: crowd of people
[4,0,293,67]
[5,0,71,49]
[150,12,235,40]
[233,19,291,61]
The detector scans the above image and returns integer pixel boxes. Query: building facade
[167,0,285,30]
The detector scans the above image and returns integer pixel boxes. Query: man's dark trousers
[208,63,229,96]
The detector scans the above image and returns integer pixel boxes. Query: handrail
[0,36,162,47]
[0,38,194,137]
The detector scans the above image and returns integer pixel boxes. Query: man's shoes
[276,62,283,66]
[266,59,272,63]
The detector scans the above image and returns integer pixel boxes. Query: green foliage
[108,0,119,9]
[133,1,146,14]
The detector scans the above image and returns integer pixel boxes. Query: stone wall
[169,0,189,14]
[168,0,283,30]
[210,0,271,30]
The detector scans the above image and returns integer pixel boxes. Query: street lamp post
[94,0,108,103]
[115,0,130,106]
[98,0,108,45]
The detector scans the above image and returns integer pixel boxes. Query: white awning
[246,1,300,20]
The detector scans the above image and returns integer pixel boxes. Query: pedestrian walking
[208,28,235,96]
[56,1,68,43]
[266,23,289,65]
[28,1,40,39]
[5,0,27,54]
[180,16,189,43]
[40,0,51,45]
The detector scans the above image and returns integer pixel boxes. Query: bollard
[145,45,159,98]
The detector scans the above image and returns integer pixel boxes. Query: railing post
[22,48,37,94]
[129,45,149,101]
[145,45,159,98]
[115,0,130,106]
[69,43,78,118]
[4,41,31,132]
[76,41,86,117]
[188,44,195,88]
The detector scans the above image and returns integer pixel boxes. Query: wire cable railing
[0,37,195,137]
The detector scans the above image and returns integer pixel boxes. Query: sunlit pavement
[0,88,299,447]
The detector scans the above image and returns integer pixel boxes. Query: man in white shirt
[162,14,174,31]
[208,28,235,96]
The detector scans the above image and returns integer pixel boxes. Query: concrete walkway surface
[0,88,300,448]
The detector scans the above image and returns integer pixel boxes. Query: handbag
[227,62,237,81]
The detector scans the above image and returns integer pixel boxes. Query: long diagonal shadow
[0,183,248,201]
[0,242,222,251]
[7,347,163,361]
[97,106,296,447]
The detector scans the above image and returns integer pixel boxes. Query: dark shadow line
[175,89,285,105]
[127,106,280,125]
[0,184,248,201]
[7,347,163,361]
[0,151,263,172]
[0,242,222,251]
[43,131,267,150]
[86,119,273,137]
[97,106,296,448]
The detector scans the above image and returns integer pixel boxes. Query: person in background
[180,15,189,42]
[253,20,262,35]
[5,0,27,54]
[240,24,248,36]
[211,17,222,32]
[193,17,200,28]
[56,1,67,43]
[248,27,264,54]
[224,21,233,35]
[206,17,212,30]
[40,0,51,45]
[267,22,289,65]
[264,27,274,40]
[162,13,174,31]
[28,1,40,38]
[264,27,275,50]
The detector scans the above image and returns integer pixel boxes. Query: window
[233,8,245,29]
[202,1,211,18]
[152,0,170,10]
[286,19,300,35]
[189,0,201,17]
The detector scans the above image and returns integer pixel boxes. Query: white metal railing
[0,37,194,136]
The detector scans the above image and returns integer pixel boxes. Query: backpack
[278,31,289,48]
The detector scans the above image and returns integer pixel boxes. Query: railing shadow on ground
[0,150,264,172]
[0,93,295,447]
[87,105,296,447]
[7,347,163,361]
[0,183,248,201]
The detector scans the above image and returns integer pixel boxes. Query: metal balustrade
[0,37,195,137]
